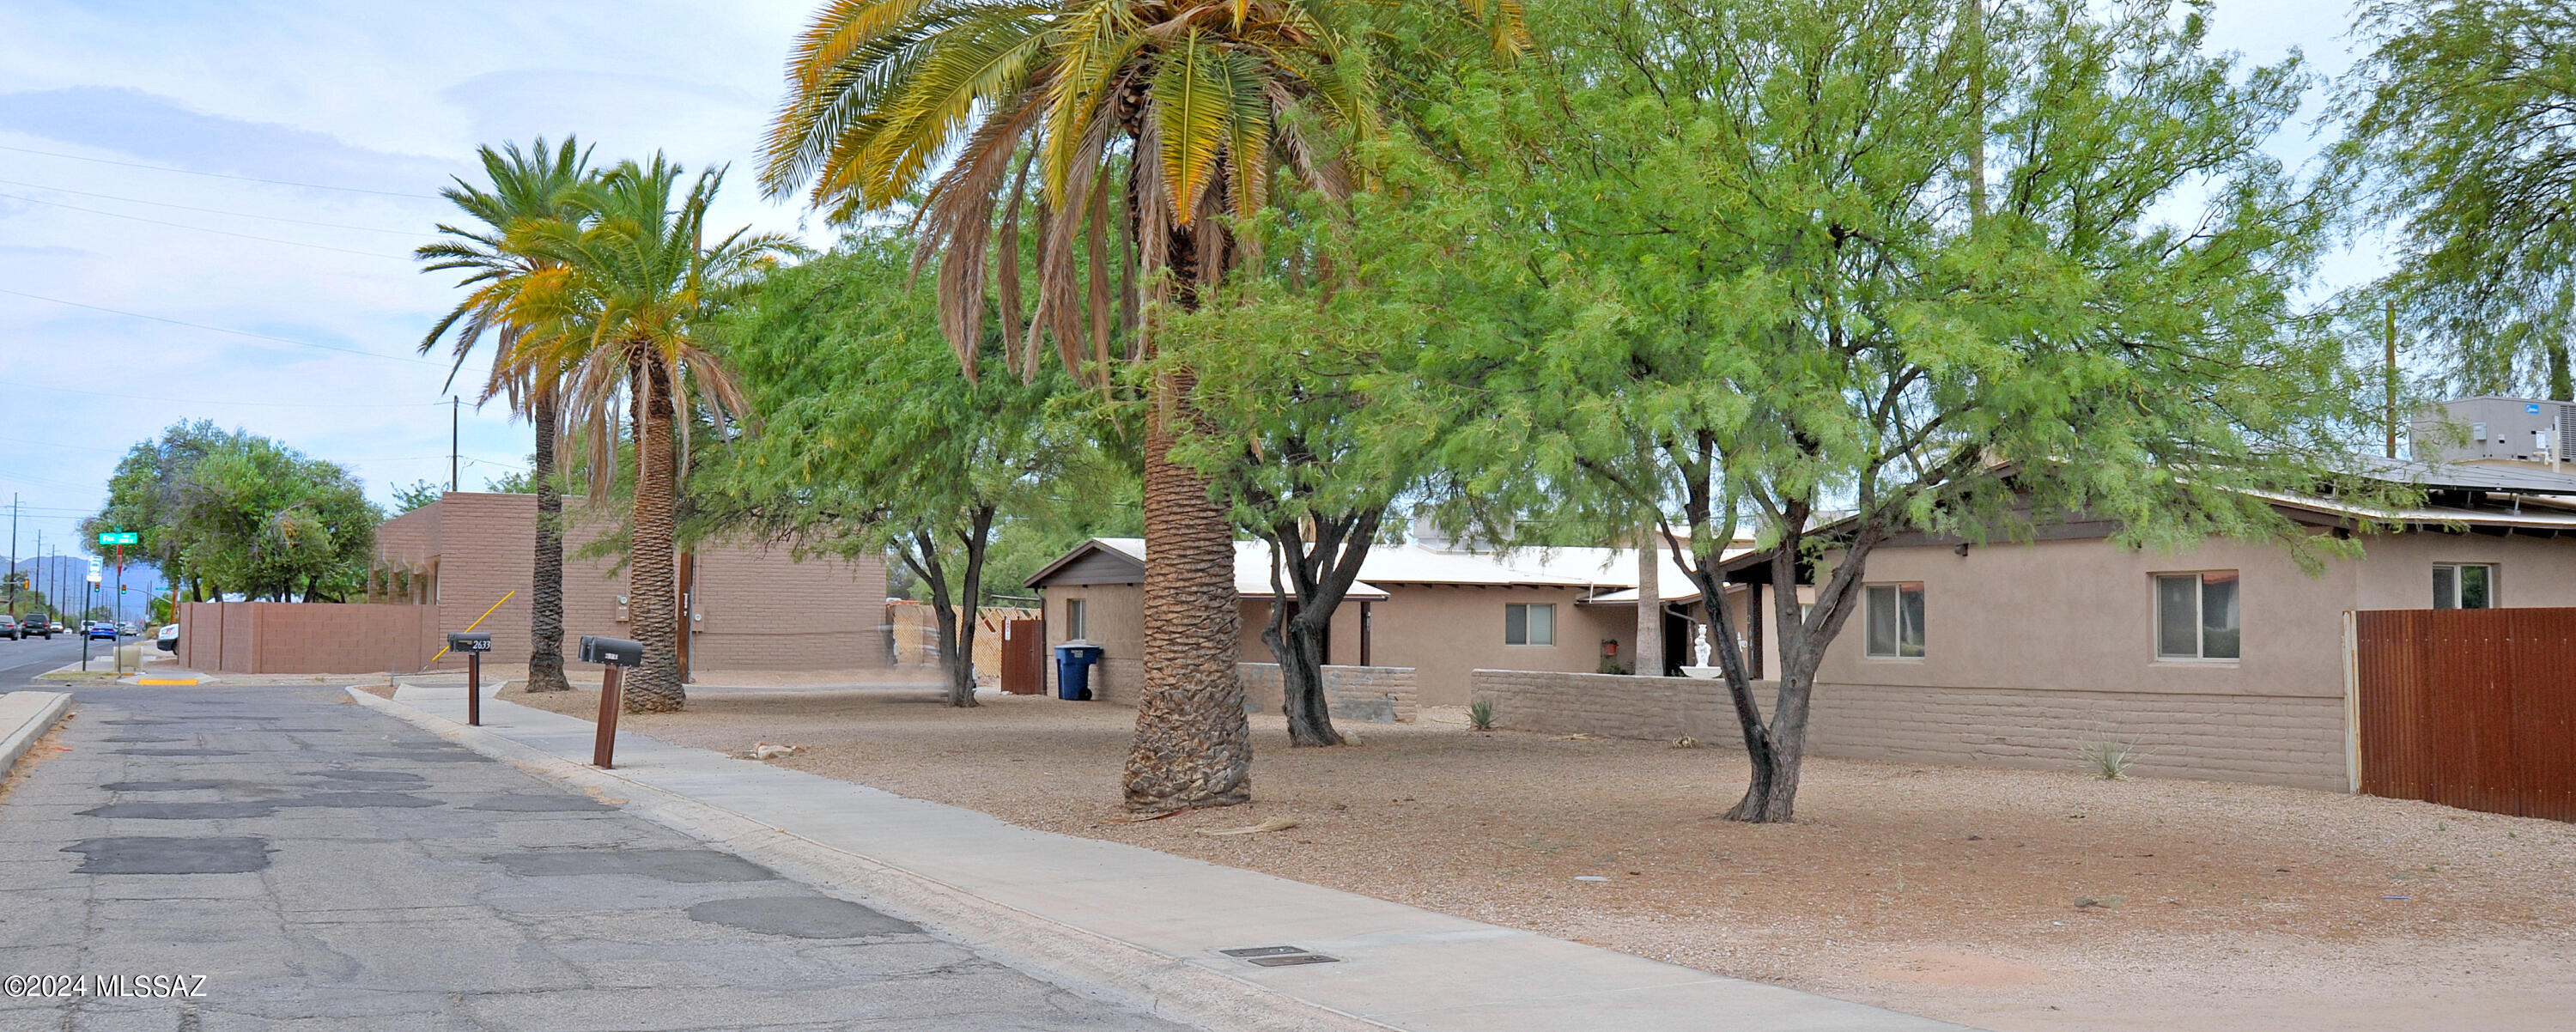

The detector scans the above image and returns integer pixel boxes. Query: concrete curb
[0,690,74,777]
[346,687,1395,1032]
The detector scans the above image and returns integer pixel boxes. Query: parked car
[155,622,179,653]
[86,622,117,640]
[0,615,18,640]
[19,616,50,640]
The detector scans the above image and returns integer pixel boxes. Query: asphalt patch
[490,848,778,883]
[79,792,441,819]
[79,802,278,820]
[298,770,427,783]
[114,749,245,757]
[64,836,271,874]
[277,792,442,809]
[351,750,484,763]
[684,896,917,938]
[469,795,616,813]
[101,780,228,792]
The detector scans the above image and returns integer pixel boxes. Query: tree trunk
[914,528,981,708]
[525,390,572,692]
[625,357,685,713]
[1123,412,1251,811]
[1267,610,1342,747]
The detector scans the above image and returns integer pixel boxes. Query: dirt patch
[0,720,72,805]
[495,685,2576,1031]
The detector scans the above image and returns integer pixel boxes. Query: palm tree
[416,137,596,693]
[761,0,1522,811]
[509,155,803,713]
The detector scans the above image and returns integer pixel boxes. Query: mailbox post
[447,632,493,725]
[579,635,643,768]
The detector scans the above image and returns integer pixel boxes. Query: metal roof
[1025,537,1740,597]
[1027,538,1390,599]
[2358,457,2576,496]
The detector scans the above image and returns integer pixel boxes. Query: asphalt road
[0,683,1193,1031]
[0,633,90,687]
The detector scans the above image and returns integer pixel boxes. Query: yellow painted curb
[136,678,200,686]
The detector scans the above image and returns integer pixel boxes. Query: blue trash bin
[1054,644,1104,701]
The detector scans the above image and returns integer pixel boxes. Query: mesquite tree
[1426,0,2394,821]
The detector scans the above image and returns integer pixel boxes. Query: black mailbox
[447,632,493,653]
[579,634,644,667]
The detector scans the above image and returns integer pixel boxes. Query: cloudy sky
[0,1,2381,567]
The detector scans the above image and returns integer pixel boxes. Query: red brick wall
[178,601,438,674]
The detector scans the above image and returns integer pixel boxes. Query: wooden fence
[2352,608,2576,822]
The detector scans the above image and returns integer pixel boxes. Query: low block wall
[1240,663,1418,724]
[179,601,440,674]
[1468,669,2348,790]
[1472,669,1732,741]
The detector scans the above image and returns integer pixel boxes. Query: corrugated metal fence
[2352,608,2576,822]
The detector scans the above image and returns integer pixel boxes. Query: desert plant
[2080,737,2148,780]
[1467,699,1496,732]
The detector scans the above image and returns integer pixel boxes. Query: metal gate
[2351,608,2576,821]
[999,618,1045,695]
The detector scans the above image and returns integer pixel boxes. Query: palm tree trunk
[1123,384,1252,811]
[626,356,685,713]
[525,389,572,692]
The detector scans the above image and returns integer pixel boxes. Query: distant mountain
[4,553,168,614]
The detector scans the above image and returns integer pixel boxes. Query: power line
[0,379,450,409]
[0,191,410,260]
[0,176,425,235]
[0,288,436,365]
[0,143,440,199]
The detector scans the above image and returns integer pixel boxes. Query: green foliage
[392,479,445,513]
[2336,0,2576,398]
[695,229,1121,607]
[1466,699,1495,732]
[94,426,380,602]
[1386,0,2406,818]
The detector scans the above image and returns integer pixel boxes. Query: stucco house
[1662,458,2576,791]
[1024,537,1735,706]
[193,491,891,676]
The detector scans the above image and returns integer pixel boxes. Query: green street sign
[96,531,138,546]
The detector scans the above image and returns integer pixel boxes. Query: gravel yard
[497,681,2576,1031]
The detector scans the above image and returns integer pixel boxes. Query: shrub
[2080,736,2147,780]
[1467,699,1496,732]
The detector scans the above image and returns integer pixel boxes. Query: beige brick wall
[1473,669,1733,741]
[1238,663,1419,723]
[1469,670,2348,791]
[386,493,889,674]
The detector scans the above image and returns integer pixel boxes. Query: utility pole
[452,396,461,493]
[7,492,16,620]
[1965,0,1988,225]
[2385,300,2400,459]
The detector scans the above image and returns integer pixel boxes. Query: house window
[1862,583,1925,658]
[1504,603,1555,646]
[2433,563,2496,610]
[1064,598,1087,640]
[2155,572,2240,659]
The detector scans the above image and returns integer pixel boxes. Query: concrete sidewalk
[363,683,1975,1032]
[0,689,72,775]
